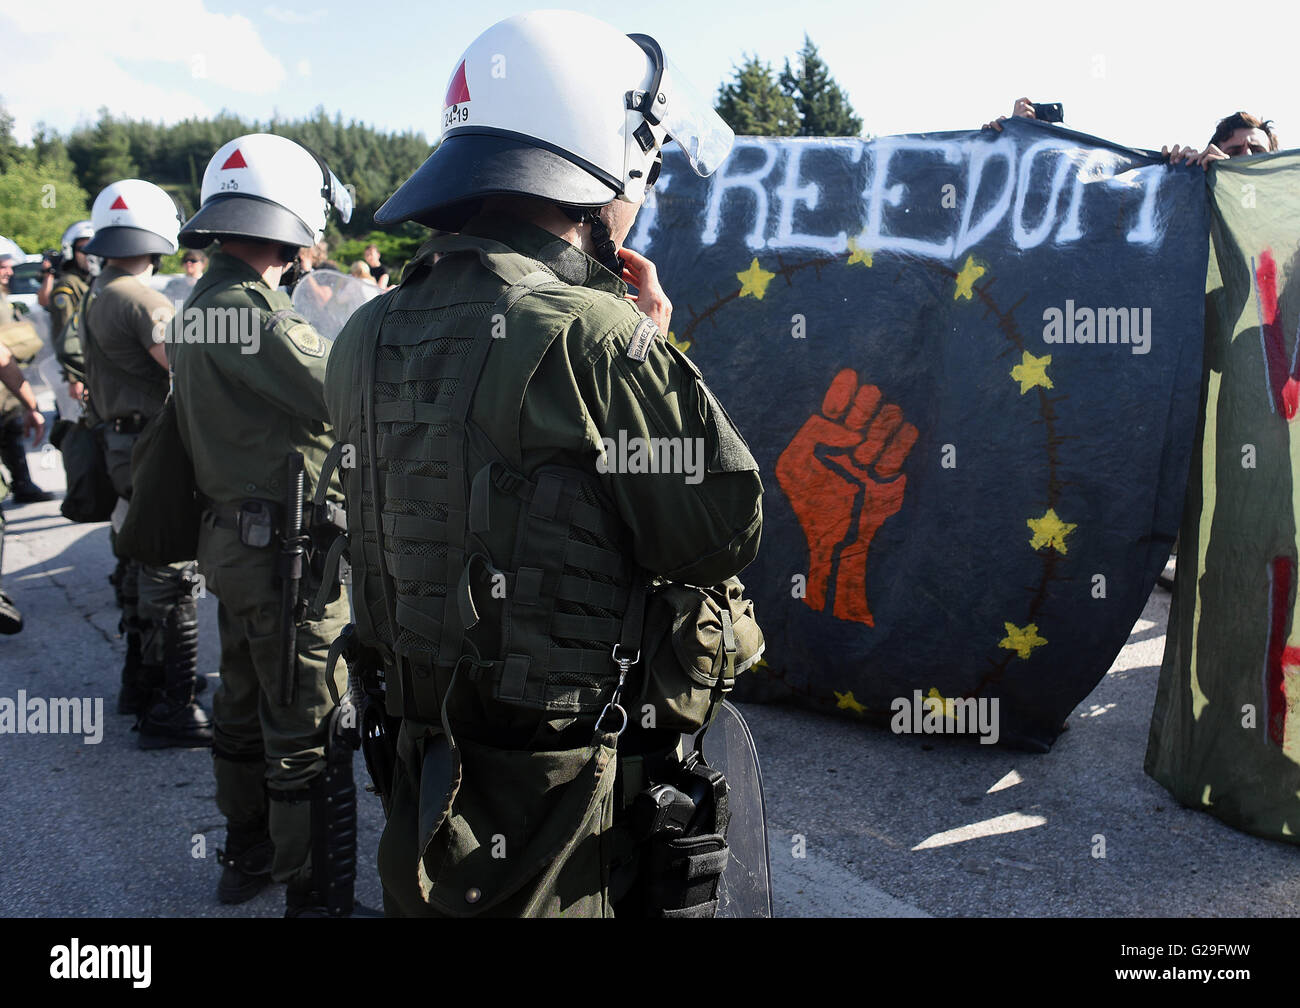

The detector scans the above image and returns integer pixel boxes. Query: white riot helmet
[375,10,734,231]
[60,220,95,260]
[84,180,181,258]
[179,133,352,254]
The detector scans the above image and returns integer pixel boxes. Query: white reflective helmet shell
[89,180,181,253]
[441,11,733,204]
[60,220,95,260]
[200,134,334,244]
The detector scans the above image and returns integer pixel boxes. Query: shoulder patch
[286,321,325,357]
[626,316,659,362]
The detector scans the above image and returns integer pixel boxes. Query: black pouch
[236,500,275,549]
[57,420,116,524]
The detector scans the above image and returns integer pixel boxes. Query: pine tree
[67,110,139,195]
[715,56,800,136]
[779,35,863,137]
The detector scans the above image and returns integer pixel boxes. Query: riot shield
[292,270,380,342]
[683,700,773,918]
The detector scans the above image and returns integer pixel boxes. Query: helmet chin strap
[583,210,624,277]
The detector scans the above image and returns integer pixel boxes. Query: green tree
[0,100,20,174]
[715,56,800,136]
[67,109,138,195]
[779,35,862,137]
[0,157,91,253]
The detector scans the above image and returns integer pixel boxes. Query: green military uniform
[0,300,25,416]
[83,267,198,699]
[0,334,27,631]
[325,213,763,916]
[49,267,91,384]
[0,300,44,498]
[170,250,348,886]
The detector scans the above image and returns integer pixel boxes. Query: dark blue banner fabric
[628,118,1209,750]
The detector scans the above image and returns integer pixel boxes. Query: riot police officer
[324,10,762,917]
[172,134,358,914]
[82,181,212,749]
[48,219,98,379]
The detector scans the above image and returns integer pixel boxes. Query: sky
[3,0,1299,155]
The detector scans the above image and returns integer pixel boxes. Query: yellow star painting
[1010,351,1053,394]
[999,622,1048,659]
[834,690,867,714]
[846,237,874,268]
[953,256,986,300]
[737,258,776,300]
[1027,509,1077,554]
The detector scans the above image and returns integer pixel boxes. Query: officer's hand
[68,381,84,403]
[618,246,672,333]
[24,407,44,444]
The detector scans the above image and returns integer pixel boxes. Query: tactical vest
[349,235,644,730]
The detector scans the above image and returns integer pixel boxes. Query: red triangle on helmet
[110,195,129,210]
[445,61,470,105]
[221,148,248,170]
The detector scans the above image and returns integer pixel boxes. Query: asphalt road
[2,426,1297,918]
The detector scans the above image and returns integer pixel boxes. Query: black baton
[278,451,306,706]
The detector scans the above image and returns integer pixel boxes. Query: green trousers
[197,520,349,884]
[378,716,620,917]
[104,426,192,661]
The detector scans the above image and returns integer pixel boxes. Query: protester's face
[0,260,12,288]
[364,247,379,267]
[1220,127,1272,157]
[182,255,203,276]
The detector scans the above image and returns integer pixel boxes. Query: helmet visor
[658,55,734,177]
[326,168,353,223]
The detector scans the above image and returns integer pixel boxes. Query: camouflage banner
[631,117,1210,750]
[1147,150,1300,839]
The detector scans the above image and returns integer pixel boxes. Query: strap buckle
[597,645,640,737]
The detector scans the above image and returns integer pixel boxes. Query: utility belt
[199,495,347,544]
[108,412,150,435]
[199,489,348,632]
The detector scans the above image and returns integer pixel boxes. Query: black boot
[116,631,151,715]
[137,600,213,749]
[0,516,19,634]
[217,822,274,905]
[0,589,21,635]
[0,414,52,503]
